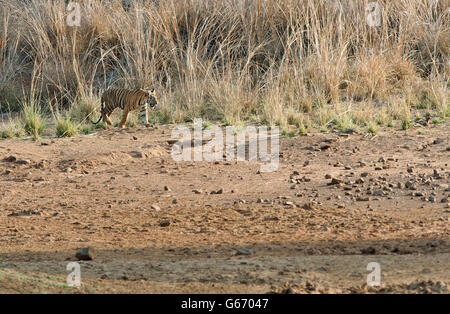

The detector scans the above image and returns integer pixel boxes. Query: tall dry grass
[0,0,448,135]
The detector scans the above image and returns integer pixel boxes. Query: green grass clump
[56,116,77,137]
[21,103,45,140]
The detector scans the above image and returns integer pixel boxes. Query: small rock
[235,248,252,256]
[149,204,161,211]
[130,150,145,158]
[4,155,17,162]
[75,247,94,261]
[159,220,170,227]
[329,178,343,185]
[361,247,376,255]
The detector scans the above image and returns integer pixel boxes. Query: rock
[192,189,202,194]
[361,247,376,255]
[373,189,383,196]
[235,248,252,256]
[36,160,47,169]
[325,174,332,179]
[329,178,343,185]
[302,202,316,210]
[215,188,224,194]
[407,167,414,173]
[159,220,170,227]
[132,136,138,140]
[75,247,94,261]
[151,204,161,211]
[4,155,17,162]
[129,150,145,158]
[361,172,370,177]
[164,186,171,191]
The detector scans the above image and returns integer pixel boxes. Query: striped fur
[93,88,157,128]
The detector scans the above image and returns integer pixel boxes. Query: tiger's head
[141,88,158,108]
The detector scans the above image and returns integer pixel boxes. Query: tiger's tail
[92,97,104,124]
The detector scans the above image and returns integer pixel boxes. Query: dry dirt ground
[0,122,449,294]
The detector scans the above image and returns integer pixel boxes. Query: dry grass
[0,0,448,137]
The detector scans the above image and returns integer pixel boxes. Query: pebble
[75,247,94,261]
[159,220,170,227]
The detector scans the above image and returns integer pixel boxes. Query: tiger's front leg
[120,108,129,128]
[144,105,150,127]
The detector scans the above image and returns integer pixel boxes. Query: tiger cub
[93,88,157,128]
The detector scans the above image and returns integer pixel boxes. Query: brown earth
[0,123,449,294]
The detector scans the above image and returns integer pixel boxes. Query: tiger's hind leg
[103,109,113,129]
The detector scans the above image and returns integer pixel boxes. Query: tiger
[93,88,158,128]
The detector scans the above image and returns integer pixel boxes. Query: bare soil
[0,123,449,293]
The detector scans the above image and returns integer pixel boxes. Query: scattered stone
[164,185,171,191]
[361,172,370,177]
[75,247,94,261]
[192,189,202,194]
[361,247,376,255]
[373,189,383,196]
[325,174,332,179]
[129,150,145,158]
[302,202,316,210]
[4,155,17,162]
[328,178,343,185]
[159,220,170,227]
[235,248,252,256]
[151,204,161,211]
